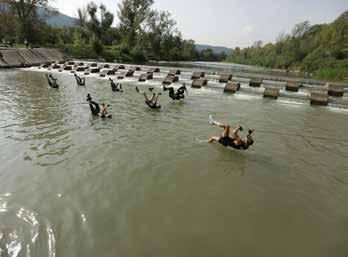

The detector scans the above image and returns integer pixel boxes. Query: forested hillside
[227,11,348,81]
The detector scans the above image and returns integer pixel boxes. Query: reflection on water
[0,69,348,257]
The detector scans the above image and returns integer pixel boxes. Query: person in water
[46,74,58,88]
[208,115,254,150]
[163,83,188,100]
[109,78,123,92]
[86,94,111,118]
[74,73,85,86]
[135,87,161,109]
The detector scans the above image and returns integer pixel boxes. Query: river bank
[0,47,67,68]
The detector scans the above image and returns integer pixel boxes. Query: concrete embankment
[0,48,67,68]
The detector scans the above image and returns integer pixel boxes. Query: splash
[0,196,55,257]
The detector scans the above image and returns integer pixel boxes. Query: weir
[21,60,348,109]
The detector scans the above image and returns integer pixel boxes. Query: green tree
[117,0,154,46]
[4,0,50,43]
[85,2,114,55]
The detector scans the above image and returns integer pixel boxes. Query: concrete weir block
[192,78,207,88]
[115,65,125,70]
[52,64,60,69]
[139,73,153,82]
[169,69,181,75]
[103,64,110,68]
[219,73,233,83]
[67,61,75,65]
[286,81,301,92]
[224,82,240,93]
[249,78,263,87]
[191,71,205,80]
[76,66,87,72]
[126,69,135,77]
[310,93,329,106]
[148,67,160,73]
[328,84,344,97]
[64,65,73,71]
[58,61,65,64]
[264,87,280,99]
[91,63,98,67]
[163,74,179,85]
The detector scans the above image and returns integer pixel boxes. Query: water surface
[0,69,348,257]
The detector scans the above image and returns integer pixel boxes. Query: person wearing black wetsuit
[87,94,100,116]
[208,115,254,150]
[163,83,187,100]
[135,87,161,109]
[109,78,123,92]
[75,73,85,86]
[46,74,59,88]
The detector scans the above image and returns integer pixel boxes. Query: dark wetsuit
[75,74,85,86]
[218,136,245,150]
[111,81,122,92]
[145,100,161,109]
[46,74,58,88]
[164,85,186,100]
[89,101,100,116]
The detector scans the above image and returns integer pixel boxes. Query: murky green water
[0,69,348,257]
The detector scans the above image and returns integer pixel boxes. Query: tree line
[0,0,226,63]
[226,12,348,81]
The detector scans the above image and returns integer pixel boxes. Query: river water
[0,69,348,257]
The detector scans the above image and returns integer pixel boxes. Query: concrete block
[224,82,240,93]
[310,93,329,106]
[264,87,280,99]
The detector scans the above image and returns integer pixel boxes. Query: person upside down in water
[86,94,112,118]
[74,73,85,86]
[208,115,254,150]
[163,83,188,100]
[109,78,123,92]
[135,87,161,109]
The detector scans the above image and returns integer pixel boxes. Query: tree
[85,2,114,55]
[291,21,311,38]
[117,0,154,45]
[4,0,50,42]
[144,10,178,59]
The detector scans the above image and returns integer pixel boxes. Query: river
[0,69,347,257]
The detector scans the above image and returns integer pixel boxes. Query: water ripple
[0,195,55,257]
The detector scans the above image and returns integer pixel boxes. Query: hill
[226,10,348,81]
[37,7,78,27]
[195,44,232,54]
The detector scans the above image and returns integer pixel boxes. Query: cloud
[243,25,254,33]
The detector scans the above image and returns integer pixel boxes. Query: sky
[52,0,348,48]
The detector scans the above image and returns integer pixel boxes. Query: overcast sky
[52,0,348,48]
